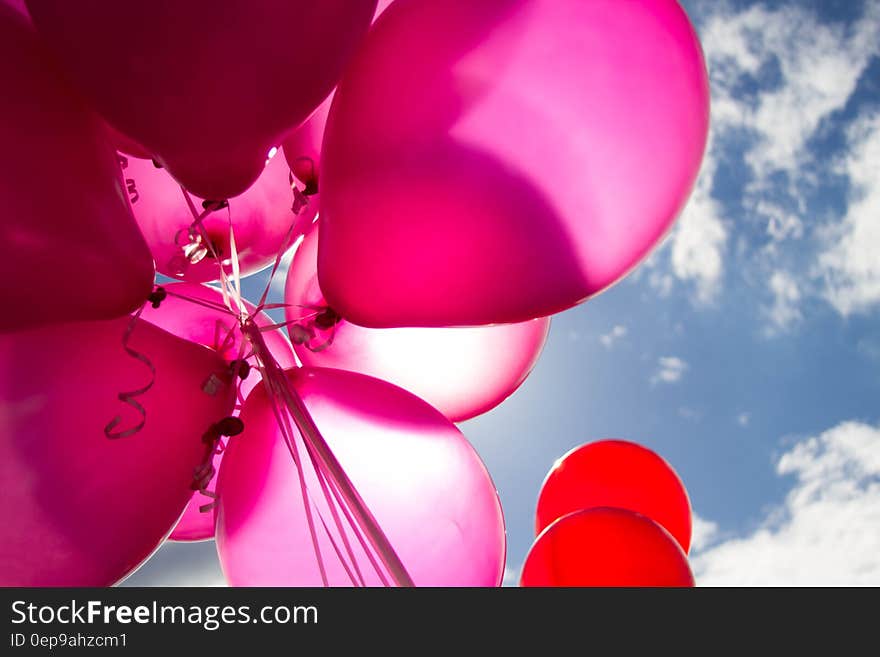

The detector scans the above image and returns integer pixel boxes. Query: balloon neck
[288,304,342,353]
[192,416,245,512]
[147,286,167,309]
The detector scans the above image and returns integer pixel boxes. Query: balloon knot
[228,359,251,380]
[151,158,163,169]
[202,199,229,212]
[314,307,342,330]
[148,286,167,309]
[214,416,245,437]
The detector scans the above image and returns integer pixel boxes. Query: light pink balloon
[282,94,332,192]
[123,150,316,283]
[139,282,297,542]
[26,1,377,200]
[286,225,549,421]
[0,316,234,585]
[319,0,710,327]
[0,8,154,332]
[216,367,506,586]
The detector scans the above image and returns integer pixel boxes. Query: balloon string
[179,187,245,319]
[192,346,250,512]
[103,291,161,439]
[254,223,298,314]
[302,432,369,586]
[260,365,330,586]
[163,289,238,316]
[242,318,415,587]
[318,457,391,587]
[256,342,356,586]
[254,173,317,315]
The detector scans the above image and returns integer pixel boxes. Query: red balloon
[26,0,377,199]
[520,508,694,587]
[0,7,154,332]
[536,440,692,552]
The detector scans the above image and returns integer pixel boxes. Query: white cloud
[818,111,880,316]
[692,420,880,586]
[737,412,751,428]
[599,325,628,349]
[502,566,520,587]
[691,514,720,553]
[702,3,880,182]
[669,153,728,305]
[651,356,688,385]
[763,269,803,333]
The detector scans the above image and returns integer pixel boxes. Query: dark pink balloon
[26,0,378,199]
[279,0,397,191]
[216,367,506,586]
[0,317,234,585]
[139,282,297,542]
[0,7,154,332]
[285,225,549,421]
[105,122,152,160]
[123,149,316,283]
[319,0,710,327]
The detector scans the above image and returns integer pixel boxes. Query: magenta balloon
[279,0,397,190]
[216,367,506,586]
[123,150,316,283]
[0,8,154,332]
[25,0,378,200]
[139,282,297,542]
[319,0,710,328]
[0,317,234,585]
[106,122,152,160]
[282,94,332,191]
[285,225,549,421]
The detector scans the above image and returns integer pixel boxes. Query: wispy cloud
[599,325,628,349]
[669,152,728,305]
[818,111,880,316]
[763,269,803,334]
[692,420,880,585]
[502,565,520,588]
[645,2,880,320]
[737,412,751,428]
[651,356,688,385]
[691,514,720,553]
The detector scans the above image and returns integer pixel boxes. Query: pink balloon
[0,8,154,332]
[285,225,549,421]
[279,0,397,191]
[282,94,332,192]
[216,367,506,586]
[139,282,297,542]
[0,316,235,585]
[106,122,152,160]
[25,1,378,200]
[122,150,316,283]
[319,0,710,327]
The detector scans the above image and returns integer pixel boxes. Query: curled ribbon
[103,293,163,439]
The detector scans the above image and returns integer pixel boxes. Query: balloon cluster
[522,440,695,587]
[0,0,708,586]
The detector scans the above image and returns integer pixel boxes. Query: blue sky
[126,0,880,586]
